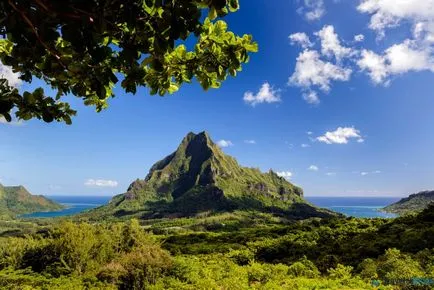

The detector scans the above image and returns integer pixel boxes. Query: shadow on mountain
[128,192,338,220]
[113,209,146,218]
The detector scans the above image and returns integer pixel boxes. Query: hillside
[0,184,64,219]
[2,201,433,289]
[383,190,434,215]
[88,132,336,220]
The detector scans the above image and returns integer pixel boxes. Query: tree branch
[8,0,65,66]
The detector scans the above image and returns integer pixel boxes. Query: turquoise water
[20,196,111,218]
[20,196,401,219]
[306,196,400,218]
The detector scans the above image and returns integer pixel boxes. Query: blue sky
[1,0,434,197]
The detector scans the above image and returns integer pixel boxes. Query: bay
[21,195,401,219]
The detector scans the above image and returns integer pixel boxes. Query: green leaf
[168,83,179,94]
[209,7,218,20]
[0,39,13,54]
[0,0,257,124]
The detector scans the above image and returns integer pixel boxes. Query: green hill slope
[0,184,64,219]
[383,190,434,215]
[88,132,336,220]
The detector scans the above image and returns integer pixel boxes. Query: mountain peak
[142,131,219,199]
[92,132,336,219]
[185,131,210,139]
[181,131,214,149]
[145,131,217,180]
[126,131,304,204]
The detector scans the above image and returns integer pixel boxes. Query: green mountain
[0,184,64,219]
[383,190,434,215]
[89,132,336,220]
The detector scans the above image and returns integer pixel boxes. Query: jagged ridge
[91,132,334,219]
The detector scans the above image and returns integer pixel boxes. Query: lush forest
[1,132,433,289]
[1,1,433,289]
[1,205,433,289]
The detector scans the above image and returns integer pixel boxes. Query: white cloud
[357,49,389,84]
[414,22,426,39]
[316,25,354,61]
[288,26,357,104]
[217,140,234,148]
[0,63,22,125]
[354,34,365,42]
[301,0,326,21]
[244,140,256,144]
[358,40,434,84]
[413,21,434,43]
[0,62,21,88]
[307,131,313,135]
[386,40,434,74]
[355,1,434,85]
[317,127,364,144]
[302,90,320,105]
[276,171,293,179]
[85,179,118,187]
[0,117,23,126]
[308,165,319,171]
[289,1,434,103]
[361,170,382,176]
[243,83,281,106]
[326,172,336,176]
[289,50,352,93]
[357,0,434,38]
[289,32,313,48]
[301,143,311,148]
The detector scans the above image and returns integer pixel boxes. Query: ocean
[306,196,400,218]
[20,195,112,218]
[20,195,401,219]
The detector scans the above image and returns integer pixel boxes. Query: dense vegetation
[384,191,434,215]
[1,205,433,289]
[0,183,64,219]
[87,132,334,221]
[1,133,432,289]
[0,0,257,124]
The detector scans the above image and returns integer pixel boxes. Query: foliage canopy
[0,0,258,124]
[1,206,433,289]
